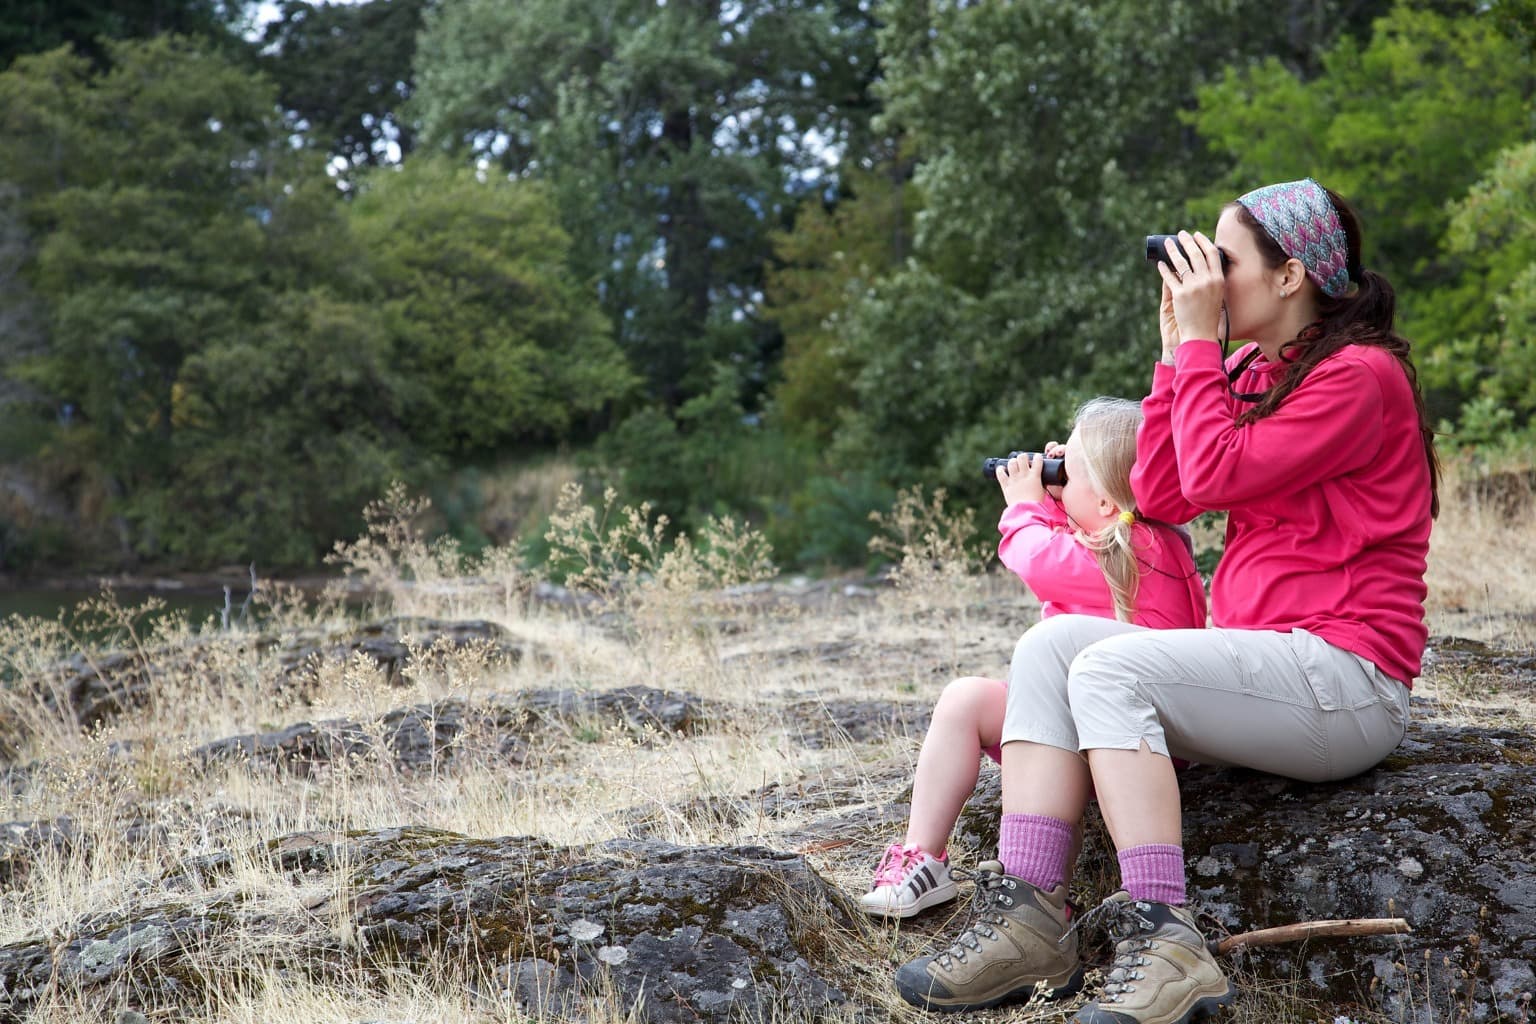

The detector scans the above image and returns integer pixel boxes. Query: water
[0,577,368,636]
[0,586,229,625]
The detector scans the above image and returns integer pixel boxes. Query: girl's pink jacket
[1132,340,1433,686]
[997,500,1206,630]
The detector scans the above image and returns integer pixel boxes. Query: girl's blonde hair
[1070,397,1145,622]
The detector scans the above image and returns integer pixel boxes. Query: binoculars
[1146,234,1230,272]
[981,452,1067,486]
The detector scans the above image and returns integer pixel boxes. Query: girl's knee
[934,676,1006,721]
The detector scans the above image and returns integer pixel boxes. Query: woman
[894,178,1438,1024]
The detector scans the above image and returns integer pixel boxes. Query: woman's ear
[1280,257,1309,296]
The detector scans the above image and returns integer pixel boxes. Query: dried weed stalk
[867,486,992,617]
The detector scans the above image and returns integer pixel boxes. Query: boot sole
[859,882,959,919]
[1185,982,1239,1023]
[896,964,1085,1012]
[1072,980,1237,1024]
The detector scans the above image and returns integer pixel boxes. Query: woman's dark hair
[1226,188,1441,517]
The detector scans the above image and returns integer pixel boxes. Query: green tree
[764,161,915,445]
[347,157,637,455]
[257,0,428,175]
[1440,142,1536,437]
[168,282,409,564]
[0,38,410,564]
[410,0,880,409]
[0,0,236,69]
[1190,2,1535,419]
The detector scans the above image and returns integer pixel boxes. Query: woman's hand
[1154,230,1224,348]
[1158,279,1179,360]
[996,451,1047,506]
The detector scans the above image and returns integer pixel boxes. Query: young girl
[860,397,1205,918]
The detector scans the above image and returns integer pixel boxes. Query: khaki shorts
[1000,614,1410,782]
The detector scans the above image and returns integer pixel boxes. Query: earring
[1279,289,1289,299]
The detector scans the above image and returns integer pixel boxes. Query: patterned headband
[1236,178,1351,298]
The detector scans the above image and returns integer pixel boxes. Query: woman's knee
[1012,614,1089,660]
[1065,642,1146,719]
[1067,638,1132,686]
[1011,615,1141,679]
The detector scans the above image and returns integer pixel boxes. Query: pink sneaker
[859,843,957,919]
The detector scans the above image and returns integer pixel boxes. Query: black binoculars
[1146,234,1230,272]
[981,452,1067,486]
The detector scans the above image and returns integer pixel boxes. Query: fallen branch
[1214,918,1412,955]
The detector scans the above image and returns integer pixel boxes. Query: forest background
[1,0,1533,579]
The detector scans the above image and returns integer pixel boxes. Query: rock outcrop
[0,829,853,1023]
[952,705,1536,1021]
[3,625,1533,1023]
[190,683,713,775]
[26,618,531,733]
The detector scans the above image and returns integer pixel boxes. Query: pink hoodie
[997,500,1206,630]
[1132,339,1433,686]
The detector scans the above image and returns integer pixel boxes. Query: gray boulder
[191,684,714,774]
[953,706,1536,1021]
[20,618,530,737]
[0,828,851,1023]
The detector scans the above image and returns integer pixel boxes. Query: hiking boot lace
[933,867,1009,968]
[1081,899,1162,1003]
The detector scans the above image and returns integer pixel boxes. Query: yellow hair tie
[1118,510,1136,526]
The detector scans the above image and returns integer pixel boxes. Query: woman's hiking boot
[894,861,1083,1012]
[1070,892,1236,1024]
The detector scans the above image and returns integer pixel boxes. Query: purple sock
[1118,844,1186,905]
[998,814,1074,892]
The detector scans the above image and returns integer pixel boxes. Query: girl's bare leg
[905,677,1007,854]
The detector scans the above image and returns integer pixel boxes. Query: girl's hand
[996,452,1047,505]
[1154,230,1224,347]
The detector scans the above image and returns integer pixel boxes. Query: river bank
[0,568,370,625]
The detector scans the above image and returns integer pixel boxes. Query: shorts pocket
[1288,628,1381,712]
[1214,629,1265,696]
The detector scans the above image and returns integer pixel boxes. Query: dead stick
[1215,918,1412,955]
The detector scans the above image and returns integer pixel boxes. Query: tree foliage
[0,37,631,566]
[1440,142,1536,436]
[2,0,1534,573]
[411,0,881,409]
[0,0,234,70]
[257,0,428,174]
[0,39,409,563]
[347,157,637,455]
[763,162,914,444]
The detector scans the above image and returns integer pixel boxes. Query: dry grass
[1,467,1532,1022]
[1427,457,1536,645]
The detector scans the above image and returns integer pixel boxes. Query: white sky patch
[246,0,367,39]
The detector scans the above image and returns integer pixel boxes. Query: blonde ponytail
[1069,398,1145,622]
